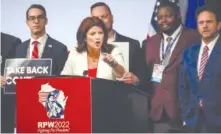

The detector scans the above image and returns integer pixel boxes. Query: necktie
[198,46,209,80]
[32,41,39,59]
[162,36,173,66]
[166,36,172,46]
[164,36,173,56]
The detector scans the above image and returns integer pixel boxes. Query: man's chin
[33,31,43,35]
[162,29,172,35]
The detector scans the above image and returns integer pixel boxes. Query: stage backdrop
[1,0,156,49]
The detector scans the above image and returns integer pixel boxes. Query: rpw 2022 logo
[38,83,68,119]
[37,83,70,133]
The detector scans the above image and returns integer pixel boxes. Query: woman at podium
[61,16,126,80]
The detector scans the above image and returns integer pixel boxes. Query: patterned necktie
[32,41,39,59]
[162,36,173,66]
[164,36,172,53]
[166,36,172,46]
[198,46,209,80]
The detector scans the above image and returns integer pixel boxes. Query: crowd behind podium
[1,1,221,133]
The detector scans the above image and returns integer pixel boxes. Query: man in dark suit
[90,2,146,88]
[1,32,21,133]
[16,4,68,75]
[144,1,200,133]
[179,6,221,133]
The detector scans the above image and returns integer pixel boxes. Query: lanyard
[161,27,183,63]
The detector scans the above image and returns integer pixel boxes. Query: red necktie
[198,46,209,80]
[32,41,39,59]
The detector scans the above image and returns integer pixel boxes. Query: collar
[163,24,182,40]
[201,34,220,51]
[30,33,48,45]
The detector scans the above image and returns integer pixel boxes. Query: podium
[16,76,149,133]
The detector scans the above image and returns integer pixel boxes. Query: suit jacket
[145,27,200,122]
[142,38,147,50]
[61,47,125,80]
[15,35,68,75]
[1,32,21,133]
[115,32,148,90]
[1,32,21,74]
[179,36,221,127]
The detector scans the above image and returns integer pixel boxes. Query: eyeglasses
[27,15,46,22]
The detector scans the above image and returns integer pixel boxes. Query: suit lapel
[152,34,161,64]
[82,52,88,74]
[22,40,30,58]
[191,45,201,82]
[115,32,120,41]
[41,36,53,58]
[96,52,105,78]
[167,29,187,66]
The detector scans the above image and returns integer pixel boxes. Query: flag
[184,0,206,29]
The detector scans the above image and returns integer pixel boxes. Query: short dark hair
[158,1,180,15]
[26,4,47,20]
[90,2,112,15]
[76,16,114,53]
[196,5,220,22]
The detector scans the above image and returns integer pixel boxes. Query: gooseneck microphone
[83,70,88,76]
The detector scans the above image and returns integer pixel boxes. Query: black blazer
[1,32,21,74]
[16,35,68,75]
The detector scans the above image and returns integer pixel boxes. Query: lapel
[96,52,106,78]
[166,29,188,68]
[153,34,162,64]
[200,37,221,81]
[41,35,53,58]
[21,40,30,58]
[115,32,121,41]
[82,52,88,72]
[190,44,201,83]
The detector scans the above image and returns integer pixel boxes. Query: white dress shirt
[197,34,219,74]
[29,34,48,58]
[160,25,182,61]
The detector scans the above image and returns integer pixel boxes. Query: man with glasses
[16,4,68,75]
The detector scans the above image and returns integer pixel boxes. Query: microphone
[83,70,88,76]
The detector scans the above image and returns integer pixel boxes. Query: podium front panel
[16,77,91,133]
[91,78,149,133]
